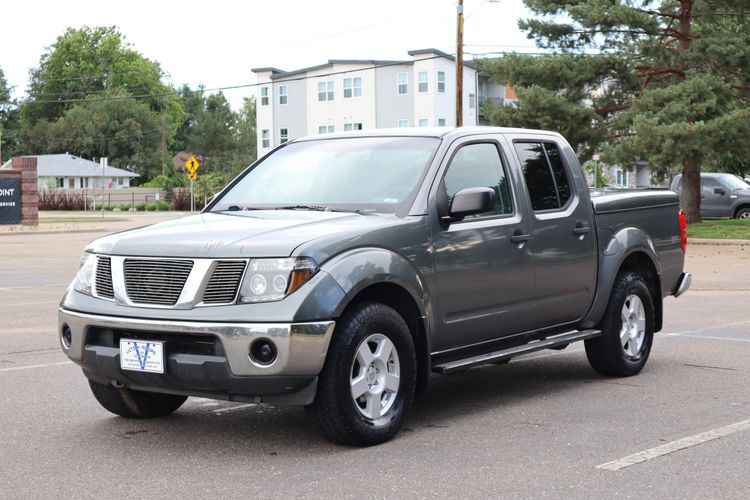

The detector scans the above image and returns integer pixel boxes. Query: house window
[56,177,64,188]
[616,168,629,187]
[469,93,476,109]
[318,81,334,101]
[261,86,269,106]
[397,72,408,95]
[280,128,288,143]
[438,118,446,126]
[344,123,363,131]
[437,71,446,93]
[398,119,409,128]
[418,119,429,127]
[343,77,362,98]
[418,71,428,93]
[117,177,123,186]
[318,125,334,134]
[262,129,270,148]
[279,85,288,105]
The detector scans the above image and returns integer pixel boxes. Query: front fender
[321,248,430,320]
[581,227,661,328]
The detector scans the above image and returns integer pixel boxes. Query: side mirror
[447,187,496,220]
[714,188,726,196]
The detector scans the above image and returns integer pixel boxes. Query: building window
[398,119,409,128]
[469,93,476,109]
[117,177,123,186]
[318,81,334,101]
[344,123,363,131]
[318,125,334,134]
[279,85,288,105]
[262,129,270,148]
[56,177,64,188]
[261,86,269,106]
[437,71,446,93]
[280,128,288,143]
[343,77,362,98]
[418,119,429,127]
[616,168,629,187]
[397,73,408,95]
[418,71,428,93]
[438,118,446,126]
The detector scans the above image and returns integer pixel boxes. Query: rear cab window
[513,141,572,212]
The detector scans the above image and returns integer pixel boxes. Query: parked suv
[670,173,750,219]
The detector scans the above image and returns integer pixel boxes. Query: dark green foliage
[480,1,750,222]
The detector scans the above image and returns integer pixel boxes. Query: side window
[443,142,513,218]
[701,178,720,194]
[514,141,572,211]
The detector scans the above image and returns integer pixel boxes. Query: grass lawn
[687,219,750,240]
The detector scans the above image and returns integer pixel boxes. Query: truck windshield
[722,175,750,191]
[211,137,439,214]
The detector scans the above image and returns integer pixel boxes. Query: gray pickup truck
[670,172,750,219]
[59,127,691,446]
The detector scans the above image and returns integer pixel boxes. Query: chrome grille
[95,256,114,299]
[202,261,246,304]
[123,259,194,306]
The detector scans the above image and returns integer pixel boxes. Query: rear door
[510,137,597,330]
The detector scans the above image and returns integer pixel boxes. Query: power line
[27,54,455,105]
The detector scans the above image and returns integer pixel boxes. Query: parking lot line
[596,419,750,471]
[0,361,73,373]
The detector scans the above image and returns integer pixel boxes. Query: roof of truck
[291,126,564,143]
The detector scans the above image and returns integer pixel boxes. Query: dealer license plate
[120,339,165,374]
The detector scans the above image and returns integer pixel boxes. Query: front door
[701,177,729,217]
[511,138,598,330]
[432,138,535,352]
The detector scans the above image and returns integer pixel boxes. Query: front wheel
[585,272,655,377]
[88,380,187,418]
[306,301,416,446]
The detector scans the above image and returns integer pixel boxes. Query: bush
[171,187,191,211]
[101,205,115,211]
[146,203,158,211]
[135,202,148,212]
[118,204,131,212]
[39,189,87,210]
[155,201,170,211]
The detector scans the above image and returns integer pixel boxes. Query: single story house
[1,153,139,189]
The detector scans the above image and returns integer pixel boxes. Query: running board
[432,330,601,375]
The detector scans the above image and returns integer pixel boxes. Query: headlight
[238,257,318,303]
[73,252,97,296]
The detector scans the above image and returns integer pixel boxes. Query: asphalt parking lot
[1,213,749,498]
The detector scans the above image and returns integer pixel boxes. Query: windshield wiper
[274,204,329,211]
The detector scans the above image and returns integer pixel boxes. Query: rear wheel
[88,380,187,418]
[306,301,416,446]
[585,272,655,377]
[735,208,750,220]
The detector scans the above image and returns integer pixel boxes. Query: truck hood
[86,210,404,259]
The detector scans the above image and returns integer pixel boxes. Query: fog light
[250,339,277,365]
[61,325,72,349]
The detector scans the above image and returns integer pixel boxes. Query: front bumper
[59,308,335,402]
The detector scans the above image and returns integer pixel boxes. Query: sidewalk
[0,211,186,235]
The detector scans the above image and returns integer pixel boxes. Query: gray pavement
[1,214,749,498]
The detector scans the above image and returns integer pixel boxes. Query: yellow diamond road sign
[186,156,200,173]
[188,172,198,181]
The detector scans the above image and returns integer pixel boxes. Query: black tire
[306,301,416,446]
[735,208,750,220]
[585,272,655,377]
[88,380,187,418]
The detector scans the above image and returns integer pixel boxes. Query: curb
[0,228,111,236]
[688,238,750,246]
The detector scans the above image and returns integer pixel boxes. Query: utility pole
[160,115,167,176]
[456,0,464,127]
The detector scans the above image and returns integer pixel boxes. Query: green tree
[481,1,750,223]
[0,67,20,163]
[233,96,257,174]
[18,26,185,178]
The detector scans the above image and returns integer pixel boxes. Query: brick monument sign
[0,156,39,225]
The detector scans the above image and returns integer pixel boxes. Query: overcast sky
[1,0,539,108]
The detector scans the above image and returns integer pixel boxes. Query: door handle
[510,230,531,244]
[572,226,591,235]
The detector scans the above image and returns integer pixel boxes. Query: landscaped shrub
[118,204,131,212]
[146,203,158,211]
[135,202,148,212]
[155,201,170,211]
[171,187,191,211]
[38,189,88,210]
[101,205,115,211]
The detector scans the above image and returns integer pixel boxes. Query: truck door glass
[701,178,720,195]
[515,142,559,211]
[443,142,513,218]
[543,143,572,206]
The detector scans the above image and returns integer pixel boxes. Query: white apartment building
[253,49,510,157]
